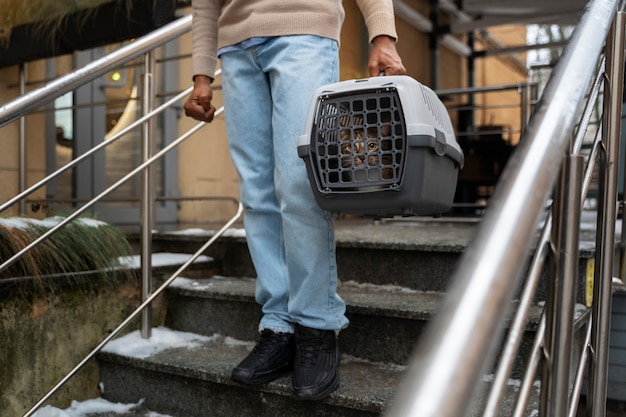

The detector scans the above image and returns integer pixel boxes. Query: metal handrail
[0,66,214,215]
[483,60,606,417]
[0,13,244,417]
[0,86,190,214]
[436,82,535,145]
[3,3,623,417]
[22,200,244,417]
[0,112,220,275]
[385,1,623,416]
[0,14,192,128]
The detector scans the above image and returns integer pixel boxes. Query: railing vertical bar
[540,154,583,416]
[512,315,545,417]
[588,10,625,417]
[140,51,156,339]
[482,226,550,417]
[520,84,529,138]
[567,320,593,417]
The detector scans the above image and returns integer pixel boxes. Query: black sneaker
[231,330,295,385]
[292,324,340,400]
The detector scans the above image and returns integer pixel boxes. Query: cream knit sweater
[191,0,399,79]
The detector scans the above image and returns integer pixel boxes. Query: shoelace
[252,331,288,356]
[298,335,325,367]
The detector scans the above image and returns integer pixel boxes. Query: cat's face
[335,112,395,182]
[340,127,393,180]
[340,130,380,168]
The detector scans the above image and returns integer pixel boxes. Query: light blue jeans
[220,35,349,334]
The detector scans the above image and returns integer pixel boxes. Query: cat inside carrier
[298,75,464,218]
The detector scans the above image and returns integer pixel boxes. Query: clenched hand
[368,35,406,77]
[184,74,216,123]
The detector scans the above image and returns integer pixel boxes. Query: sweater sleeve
[355,0,398,42]
[191,0,221,79]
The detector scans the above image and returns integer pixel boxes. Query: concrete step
[95,218,595,417]
[147,219,592,301]
[163,276,545,375]
[97,327,401,417]
[147,219,474,292]
[165,276,443,366]
[95,326,546,417]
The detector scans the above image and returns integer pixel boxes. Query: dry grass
[0,0,132,44]
[0,216,133,282]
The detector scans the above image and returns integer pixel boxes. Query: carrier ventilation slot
[420,84,454,138]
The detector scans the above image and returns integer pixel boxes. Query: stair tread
[169,276,443,320]
[97,327,544,417]
[154,219,475,252]
[99,327,403,414]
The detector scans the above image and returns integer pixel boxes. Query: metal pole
[520,83,531,139]
[540,154,583,417]
[429,0,440,90]
[19,63,27,215]
[140,51,156,339]
[589,10,625,417]
[467,31,475,134]
[512,316,546,417]
[384,1,618,416]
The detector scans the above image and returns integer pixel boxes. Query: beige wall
[475,25,528,144]
[176,22,239,225]
[0,3,527,225]
[0,62,48,218]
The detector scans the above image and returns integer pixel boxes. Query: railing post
[140,51,157,339]
[588,9,625,417]
[19,63,27,215]
[520,83,531,139]
[540,153,583,417]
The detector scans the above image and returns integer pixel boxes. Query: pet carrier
[297,75,464,218]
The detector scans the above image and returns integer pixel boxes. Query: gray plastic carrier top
[298,75,464,217]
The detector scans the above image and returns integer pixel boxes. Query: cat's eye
[368,142,377,151]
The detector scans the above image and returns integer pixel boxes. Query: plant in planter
[0,0,116,42]
[0,215,133,286]
[0,0,177,68]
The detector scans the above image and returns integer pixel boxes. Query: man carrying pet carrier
[184,0,405,400]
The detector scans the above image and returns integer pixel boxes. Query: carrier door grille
[311,88,406,193]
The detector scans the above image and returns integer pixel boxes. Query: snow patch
[340,280,419,294]
[482,374,542,392]
[169,276,255,291]
[341,354,407,372]
[102,327,218,359]
[0,216,110,230]
[224,336,256,349]
[165,227,246,238]
[31,398,174,417]
[116,253,212,269]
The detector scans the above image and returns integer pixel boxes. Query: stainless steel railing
[386,1,624,416]
[2,2,624,416]
[0,14,192,127]
[0,14,244,417]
